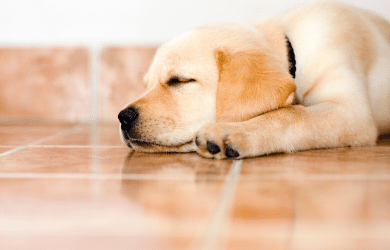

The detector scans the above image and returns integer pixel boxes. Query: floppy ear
[214,49,296,122]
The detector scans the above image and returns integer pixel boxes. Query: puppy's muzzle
[118,107,139,140]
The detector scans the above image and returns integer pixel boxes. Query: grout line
[0,171,388,181]
[89,46,100,123]
[238,173,390,181]
[195,160,242,250]
[28,145,126,148]
[0,172,226,181]
[0,125,81,159]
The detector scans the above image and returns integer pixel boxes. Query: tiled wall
[100,47,157,122]
[0,46,157,123]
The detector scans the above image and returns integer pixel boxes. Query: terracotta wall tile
[100,46,157,123]
[0,47,90,122]
[0,46,157,123]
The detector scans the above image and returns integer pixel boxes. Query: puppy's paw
[195,123,248,159]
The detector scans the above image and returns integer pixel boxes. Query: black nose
[118,107,139,126]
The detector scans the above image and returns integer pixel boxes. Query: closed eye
[167,76,196,85]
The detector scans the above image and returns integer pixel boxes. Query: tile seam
[0,125,82,159]
[0,145,125,148]
[237,173,390,181]
[0,172,226,181]
[0,172,388,181]
[29,145,126,148]
[89,46,100,123]
[195,160,242,250]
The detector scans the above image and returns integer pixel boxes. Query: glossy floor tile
[0,178,225,250]
[1,123,390,249]
[0,147,15,154]
[39,124,124,146]
[0,123,74,145]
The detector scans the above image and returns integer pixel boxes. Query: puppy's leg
[195,102,377,159]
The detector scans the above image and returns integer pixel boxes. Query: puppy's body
[277,2,390,133]
[119,2,390,159]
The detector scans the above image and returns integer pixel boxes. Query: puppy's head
[119,22,296,152]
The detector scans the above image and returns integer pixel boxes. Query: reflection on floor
[1,123,389,250]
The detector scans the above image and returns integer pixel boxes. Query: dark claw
[195,136,201,147]
[225,147,239,158]
[207,141,221,155]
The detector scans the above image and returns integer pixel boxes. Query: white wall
[1,0,389,45]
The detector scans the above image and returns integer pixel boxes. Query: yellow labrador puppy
[118,1,390,159]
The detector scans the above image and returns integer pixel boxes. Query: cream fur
[120,1,390,159]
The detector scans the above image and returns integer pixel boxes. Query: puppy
[118,1,390,159]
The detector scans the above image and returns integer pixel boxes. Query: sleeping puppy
[118,1,390,159]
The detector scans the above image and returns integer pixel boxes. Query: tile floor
[0,123,390,250]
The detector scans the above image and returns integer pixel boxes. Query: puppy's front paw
[195,123,247,159]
